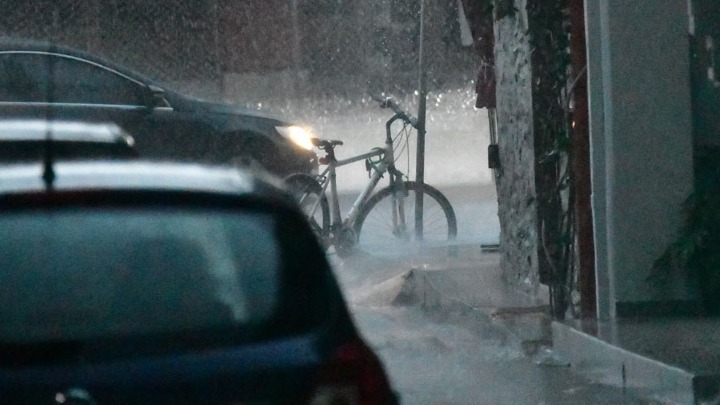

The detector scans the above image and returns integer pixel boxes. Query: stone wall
[492,1,540,295]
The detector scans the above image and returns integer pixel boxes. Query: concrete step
[354,249,553,355]
[552,319,720,404]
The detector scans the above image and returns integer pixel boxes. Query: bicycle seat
[311,138,344,149]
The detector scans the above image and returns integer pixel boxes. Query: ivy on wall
[651,147,720,314]
[526,0,574,319]
[651,3,720,315]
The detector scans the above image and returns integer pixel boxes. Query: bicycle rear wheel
[354,181,456,250]
[284,173,330,242]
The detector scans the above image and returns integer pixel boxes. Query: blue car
[0,39,318,176]
[0,160,396,404]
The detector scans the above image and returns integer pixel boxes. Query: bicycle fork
[332,161,391,253]
[328,164,342,235]
[389,170,410,239]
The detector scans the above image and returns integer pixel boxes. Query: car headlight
[276,125,315,151]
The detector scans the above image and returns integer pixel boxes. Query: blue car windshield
[0,208,280,343]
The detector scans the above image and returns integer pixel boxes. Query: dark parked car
[0,160,396,404]
[0,119,137,161]
[0,39,317,176]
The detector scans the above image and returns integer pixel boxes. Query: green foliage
[526,0,573,319]
[652,147,720,313]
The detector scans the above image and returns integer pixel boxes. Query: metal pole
[415,0,427,240]
[212,0,223,98]
[290,0,302,98]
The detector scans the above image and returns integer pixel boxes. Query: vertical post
[212,0,224,98]
[415,0,427,239]
[89,1,102,52]
[290,0,302,98]
[570,0,596,318]
[42,46,57,189]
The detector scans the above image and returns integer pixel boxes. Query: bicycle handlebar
[370,94,418,128]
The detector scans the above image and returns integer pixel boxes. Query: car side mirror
[146,85,168,109]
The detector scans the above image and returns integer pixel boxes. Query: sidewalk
[553,317,720,404]
[399,245,552,355]
[334,243,659,404]
[330,243,688,405]
[341,243,553,354]
[338,243,720,404]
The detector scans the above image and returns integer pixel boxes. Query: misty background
[0,0,496,238]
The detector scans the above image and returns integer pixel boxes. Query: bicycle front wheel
[355,181,457,250]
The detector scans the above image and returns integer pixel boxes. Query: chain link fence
[0,0,479,105]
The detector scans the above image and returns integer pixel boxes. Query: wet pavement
[328,238,660,404]
[554,317,720,404]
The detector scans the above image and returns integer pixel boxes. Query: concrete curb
[391,266,553,355]
[344,245,553,356]
[552,321,720,404]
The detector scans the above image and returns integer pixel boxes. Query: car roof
[0,38,295,124]
[0,161,287,199]
[0,37,155,85]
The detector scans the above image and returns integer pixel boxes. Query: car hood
[166,92,291,125]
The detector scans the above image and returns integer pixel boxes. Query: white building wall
[586,0,694,318]
[584,0,611,319]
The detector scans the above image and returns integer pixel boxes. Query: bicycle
[284,96,457,256]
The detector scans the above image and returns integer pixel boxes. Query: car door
[0,51,209,160]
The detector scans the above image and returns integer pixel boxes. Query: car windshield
[0,208,279,343]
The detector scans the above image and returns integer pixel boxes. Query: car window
[0,208,279,343]
[0,53,145,105]
[0,54,45,102]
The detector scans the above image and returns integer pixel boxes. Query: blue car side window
[0,53,144,106]
[0,54,46,102]
[51,56,145,106]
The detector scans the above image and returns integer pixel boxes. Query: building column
[586,0,694,318]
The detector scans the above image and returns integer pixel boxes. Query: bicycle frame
[290,99,456,253]
[307,112,410,234]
